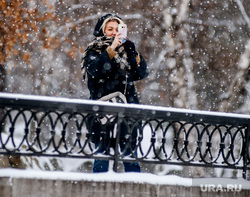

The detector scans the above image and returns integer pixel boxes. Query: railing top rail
[1,93,250,125]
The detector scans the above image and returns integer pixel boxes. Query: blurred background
[0,0,249,177]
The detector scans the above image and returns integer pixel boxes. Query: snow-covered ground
[0,168,249,189]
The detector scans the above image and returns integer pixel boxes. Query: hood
[93,14,123,37]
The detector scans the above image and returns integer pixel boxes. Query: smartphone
[118,24,127,43]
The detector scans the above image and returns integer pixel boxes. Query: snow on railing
[0,93,249,179]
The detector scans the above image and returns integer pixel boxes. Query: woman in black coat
[82,14,148,173]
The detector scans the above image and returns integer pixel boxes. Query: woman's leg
[93,160,109,172]
[92,120,114,173]
[123,162,140,172]
[119,119,141,172]
[93,141,109,173]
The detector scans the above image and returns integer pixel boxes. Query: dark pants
[87,115,141,173]
[93,142,141,173]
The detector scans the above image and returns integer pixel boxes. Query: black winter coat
[84,48,149,104]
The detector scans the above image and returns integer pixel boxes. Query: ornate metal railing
[0,93,249,178]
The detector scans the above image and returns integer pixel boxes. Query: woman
[82,14,148,173]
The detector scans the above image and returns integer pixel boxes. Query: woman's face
[104,21,119,37]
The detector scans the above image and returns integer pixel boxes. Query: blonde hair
[101,16,124,35]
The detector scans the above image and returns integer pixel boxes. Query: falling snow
[0,0,250,178]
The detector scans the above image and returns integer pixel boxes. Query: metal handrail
[0,93,249,178]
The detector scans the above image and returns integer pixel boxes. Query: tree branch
[234,0,250,29]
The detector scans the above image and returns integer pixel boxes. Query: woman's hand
[124,41,138,57]
[110,33,125,50]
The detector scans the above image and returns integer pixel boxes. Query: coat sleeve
[129,54,149,81]
[84,49,119,78]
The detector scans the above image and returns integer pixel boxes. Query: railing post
[243,124,250,179]
[113,116,122,172]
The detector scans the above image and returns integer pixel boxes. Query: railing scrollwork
[0,93,249,179]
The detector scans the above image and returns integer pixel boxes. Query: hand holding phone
[118,24,127,43]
